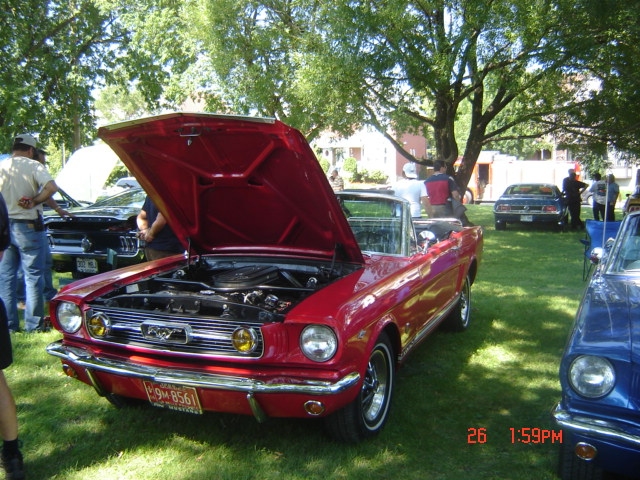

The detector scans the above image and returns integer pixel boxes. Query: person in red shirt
[424,161,461,216]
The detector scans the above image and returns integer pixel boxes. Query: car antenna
[186,237,193,269]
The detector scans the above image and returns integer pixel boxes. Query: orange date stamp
[467,427,563,444]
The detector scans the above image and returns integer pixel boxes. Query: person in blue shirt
[136,196,184,261]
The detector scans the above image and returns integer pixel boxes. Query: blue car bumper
[553,402,640,477]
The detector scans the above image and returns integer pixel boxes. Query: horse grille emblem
[141,322,191,344]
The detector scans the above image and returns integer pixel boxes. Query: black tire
[105,393,149,409]
[558,442,605,480]
[324,333,395,443]
[441,275,471,332]
[495,221,506,231]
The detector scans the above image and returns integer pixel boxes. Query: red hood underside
[97,113,363,264]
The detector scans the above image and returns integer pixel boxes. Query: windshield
[504,184,556,196]
[90,188,147,209]
[606,214,640,273]
[337,192,415,256]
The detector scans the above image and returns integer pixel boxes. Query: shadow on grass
[11,205,583,479]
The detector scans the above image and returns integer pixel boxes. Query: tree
[193,0,599,190]
[195,0,365,141]
[0,0,194,156]
[0,0,120,151]
[556,0,640,161]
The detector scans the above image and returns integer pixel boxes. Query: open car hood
[97,113,363,264]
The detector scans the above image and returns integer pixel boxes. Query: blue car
[493,183,568,231]
[553,212,640,479]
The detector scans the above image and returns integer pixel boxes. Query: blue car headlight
[568,355,615,398]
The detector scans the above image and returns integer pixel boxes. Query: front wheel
[495,220,506,230]
[324,333,395,443]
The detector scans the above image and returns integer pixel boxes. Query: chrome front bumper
[46,340,360,396]
[553,402,640,447]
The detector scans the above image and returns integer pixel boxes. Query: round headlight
[569,355,615,398]
[231,327,258,353]
[300,325,337,362]
[56,302,83,333]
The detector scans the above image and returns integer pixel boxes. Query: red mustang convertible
[46,113,483,442]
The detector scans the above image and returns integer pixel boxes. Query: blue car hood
[571,276,640,364]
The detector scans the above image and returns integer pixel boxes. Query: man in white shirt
[0,134,58,332]
[392,163,432,218]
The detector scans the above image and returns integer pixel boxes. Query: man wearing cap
[392,163,432,218]
[0,134,58,332]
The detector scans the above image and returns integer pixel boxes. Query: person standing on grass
[587,172,607,221]
[606,174,620,221]
[562,169,587,230]
[0,134,58,332]
[0,192,25,480]
[15,148,73,307]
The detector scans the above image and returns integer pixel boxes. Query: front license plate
[143,381,203,414]
[520,215,533,222]
[76,258,98,273]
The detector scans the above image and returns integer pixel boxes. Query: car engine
[83,259,359,357]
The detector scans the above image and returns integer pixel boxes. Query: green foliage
[104,162,131,186]
[0,0,194,154]
[318,157,330,173]
[2,0,640,184]
[94,86,150,124]
[342,156,358,174]
[352,169,388,184]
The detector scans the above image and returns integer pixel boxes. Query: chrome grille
[87,306,264,357]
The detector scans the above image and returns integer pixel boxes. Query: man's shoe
[2,451,25,480]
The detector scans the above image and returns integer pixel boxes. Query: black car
[45,188,147,278]
[45,187,91,213]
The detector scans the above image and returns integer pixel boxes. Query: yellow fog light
[232,327,258,353]
[87,313,111,338]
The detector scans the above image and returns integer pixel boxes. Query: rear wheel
[324,333,395,443]
[442,275,471,332]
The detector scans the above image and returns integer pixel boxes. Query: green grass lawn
[6,204,597,479]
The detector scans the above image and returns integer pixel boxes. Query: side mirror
[419,230,437,252]
[589,247,603,265]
